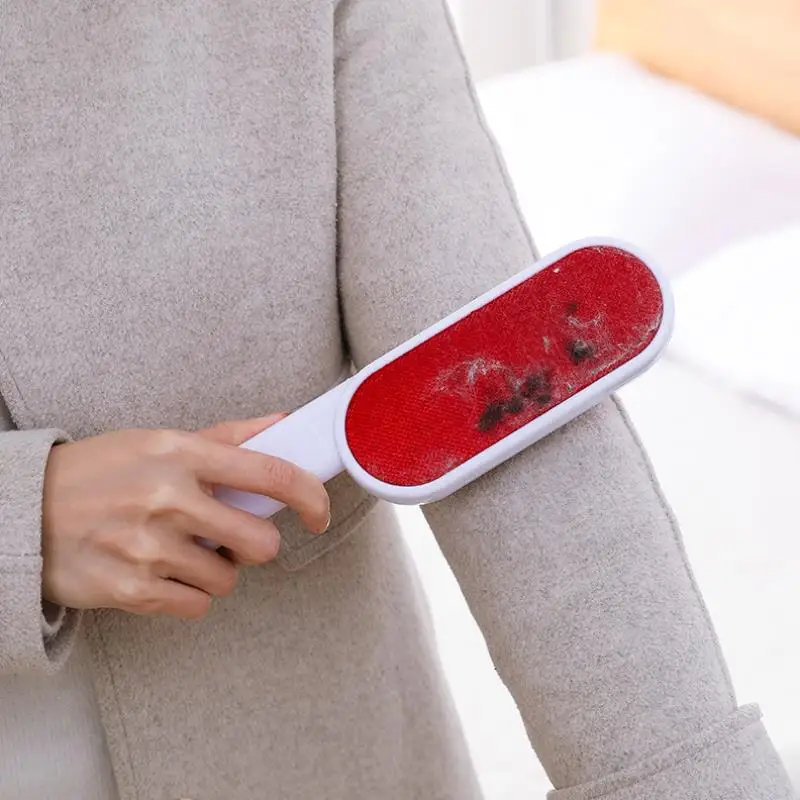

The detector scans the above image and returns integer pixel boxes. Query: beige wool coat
[1,1,794,799]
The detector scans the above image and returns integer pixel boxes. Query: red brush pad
[345,245,663,487]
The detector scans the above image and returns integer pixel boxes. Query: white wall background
[449,0,596,80]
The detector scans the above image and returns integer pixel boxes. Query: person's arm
[334,1,794,798]
[0,401,79,675]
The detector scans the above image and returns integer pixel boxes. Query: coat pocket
[273,470,377,571]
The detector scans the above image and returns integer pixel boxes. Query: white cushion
[478,53,800,279]
[671,225,800,416]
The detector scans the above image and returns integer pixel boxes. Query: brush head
[338,240,671,504]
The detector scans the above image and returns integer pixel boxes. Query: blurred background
[400,1,800,797]
[450,0,596,78]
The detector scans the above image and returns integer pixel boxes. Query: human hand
[40,415,329,619]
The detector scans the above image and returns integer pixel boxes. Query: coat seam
[87,617,141,800]
[0,343,34,430]
[610,395,738,706]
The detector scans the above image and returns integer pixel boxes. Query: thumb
[195,413,288,446]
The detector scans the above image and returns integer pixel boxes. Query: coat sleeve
[334,0,749,792]
[0,414,80,676]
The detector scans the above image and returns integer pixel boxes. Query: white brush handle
[211,378,354,522]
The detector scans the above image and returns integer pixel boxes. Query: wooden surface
[596,0,800,135]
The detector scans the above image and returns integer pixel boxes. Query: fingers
[185,491,283,564]
[196,414,288,446]
[157,538,240,597]
[111,574,212,620]
[187,439,330,535]
[103,525,260,621]
[152,581,212,620]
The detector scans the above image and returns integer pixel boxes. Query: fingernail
[321,511,331,534]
